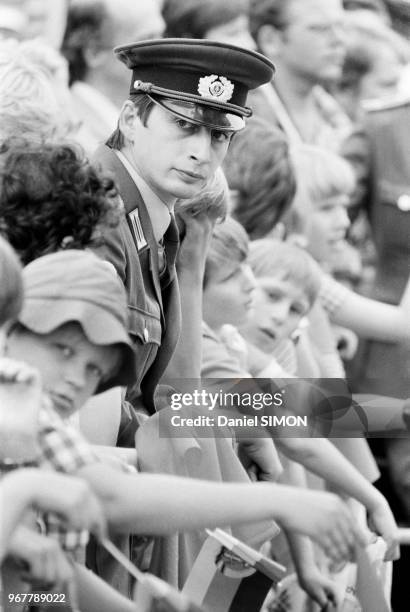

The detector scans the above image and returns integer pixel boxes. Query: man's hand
[0,358,42,461]
[175,204,215,275]
[237,438,283,482]
[368,497,400,561]
[280,488,370,565]
[298,565,343,609]
[7,527,74,590]
[26,471,107,540]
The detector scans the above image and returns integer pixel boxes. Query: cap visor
[152,97,245,131]
[20,298,137,391]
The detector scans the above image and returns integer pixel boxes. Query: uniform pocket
[127,306,162,391]
[378,179,410,211]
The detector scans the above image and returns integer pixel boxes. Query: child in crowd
[201,216,399,605]
[0,237,111,609]
[224,121,410,363]
[222,116,296,240]
[239,239,323,378]
[0,244,366,607]
[288,144,410,360]
[0,238,105,560]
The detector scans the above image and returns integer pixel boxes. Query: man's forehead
[286,0,344,24]
[258,273,305,292]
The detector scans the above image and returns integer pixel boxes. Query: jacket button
[397,194,410,211]
[143,327,149,342]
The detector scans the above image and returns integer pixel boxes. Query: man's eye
[175,119,196,131]
[212,130,231,143]
[308,23,332,34]
[267,291,280,301]
[224,270,238,281]
[55,344,73,358]
[318,204,334,213]
[87,365,103,380]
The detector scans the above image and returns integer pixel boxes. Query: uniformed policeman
[89,39,274,592]
[92,38,274,417]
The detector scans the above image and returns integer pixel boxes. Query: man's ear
[118,101,141,143]
[256,24,285,59]
[83,44,110,70]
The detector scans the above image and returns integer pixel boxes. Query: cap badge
[198,74,234,103]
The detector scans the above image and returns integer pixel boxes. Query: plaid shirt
[319,273,350,317]
[37,399,99,555]
[38,402,98,474]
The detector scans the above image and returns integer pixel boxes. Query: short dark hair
[61,0,108,85]
[223,117,296,239]
[249,0,291,40]
[0,141,121,265]
[162,0,249,38]
[106,94,155,150]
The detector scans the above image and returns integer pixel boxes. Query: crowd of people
[1,1,410,611]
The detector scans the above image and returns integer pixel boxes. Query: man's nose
[64,363,86,390]
[271,301,289,324]
[242,264,256,292]
[325,18,346,44]
[188,128,212,163]
[336,206,350,231]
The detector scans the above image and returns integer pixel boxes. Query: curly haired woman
[0,141,120,265]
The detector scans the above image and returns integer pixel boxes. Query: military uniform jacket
[363,98,410,304]
[92,145,181,415]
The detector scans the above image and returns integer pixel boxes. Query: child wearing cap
[0,248,374,596]
[0,237,105,543]
[0,237,114,609]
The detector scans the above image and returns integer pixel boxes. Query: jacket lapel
[94,146,164,315]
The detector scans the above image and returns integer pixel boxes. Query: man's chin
[172,183,205,201]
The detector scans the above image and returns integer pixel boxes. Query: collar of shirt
[115,150,171,242]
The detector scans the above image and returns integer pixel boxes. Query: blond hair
[204,216,249,286]
[249,239,322,307]
[285,145,355,234]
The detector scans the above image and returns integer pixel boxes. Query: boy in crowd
[0,246,369,602]
[0,237,110,609]
[200,217,399,605]
[0,239,104,554]
[240,239,323,378]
